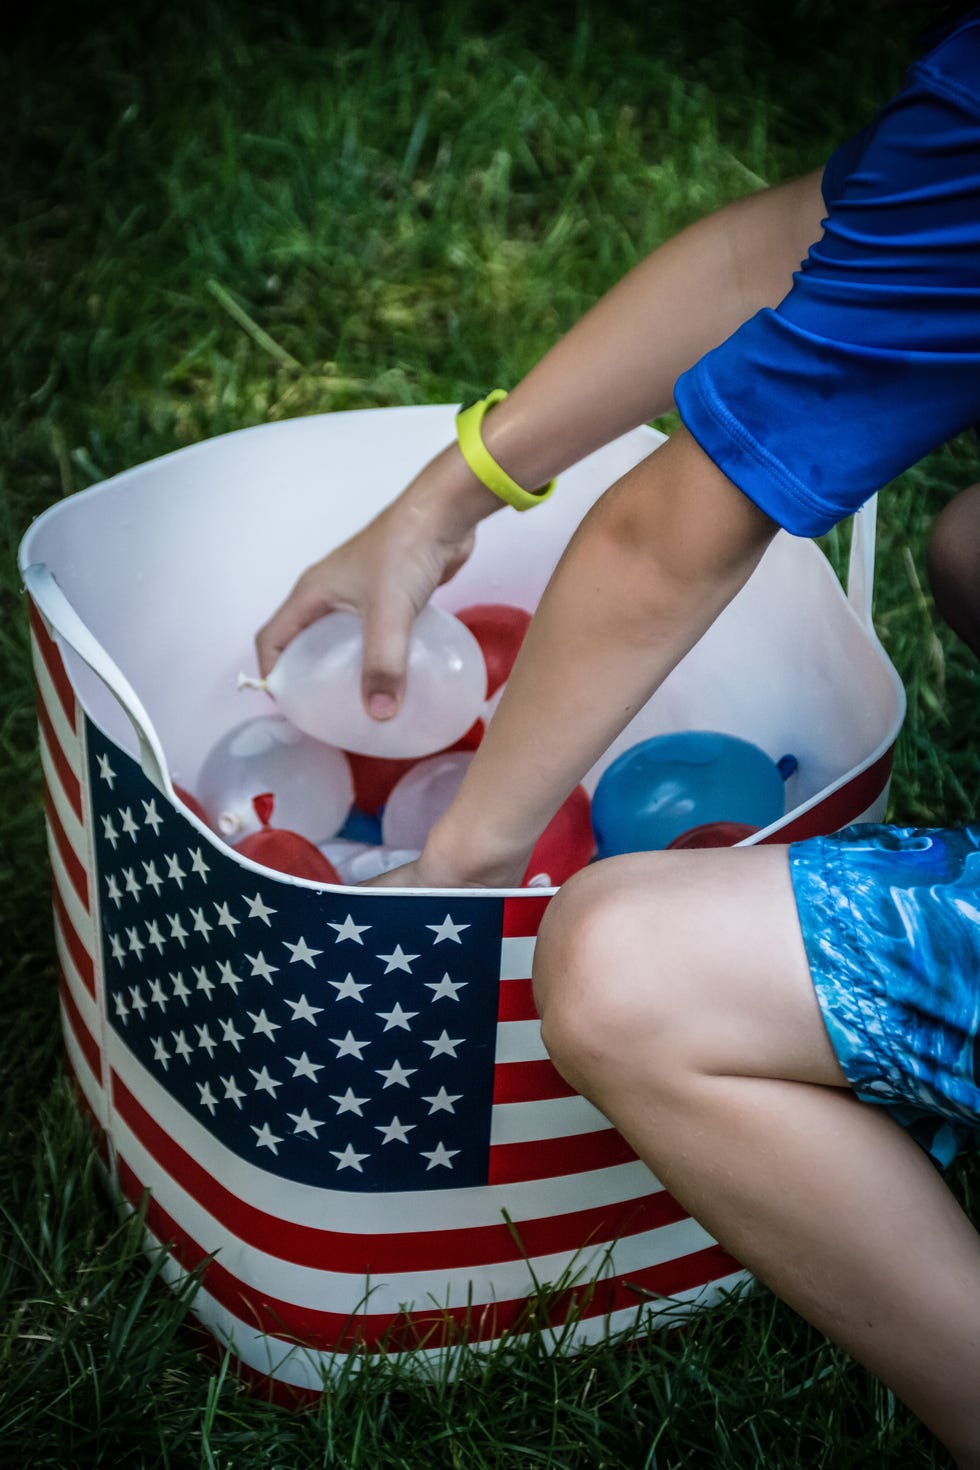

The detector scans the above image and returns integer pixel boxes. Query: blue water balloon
[592,731,793,858]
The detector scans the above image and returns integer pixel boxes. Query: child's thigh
[536,844,849,1088]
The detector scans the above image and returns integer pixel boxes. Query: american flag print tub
[20,406,906,1391]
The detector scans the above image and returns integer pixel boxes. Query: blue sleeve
[674,16,980,537]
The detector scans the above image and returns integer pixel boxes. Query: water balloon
[244,606,487,758]
[523,786,594,886]
[234,795,343,883]
[197,715,353,843]
[592,731,790,858]
[381,751,473,852]
[456,603,532,697]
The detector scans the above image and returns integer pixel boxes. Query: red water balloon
[233,794,342,882]
[666,821,759,850]
[456,603,532,697]
[523,785,594,886]
[173,784,210,825]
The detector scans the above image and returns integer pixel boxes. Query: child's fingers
[359,589,416,719]
[254,580,336,678]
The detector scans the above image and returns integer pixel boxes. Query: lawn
[2,1,978,1465]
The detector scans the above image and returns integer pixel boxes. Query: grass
[2,0,979,1464]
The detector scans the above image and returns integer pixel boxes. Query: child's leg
[532,846,980,1468]
[927,480,980,658]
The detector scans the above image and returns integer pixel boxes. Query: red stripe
[111,1070,676,1272]
[493,1058,576,1103]
[489,1128,636,1184]
[119,1156,741,1353]
[502,895,550,938]
[44,779,90,910]
[35,689,83,822]
[59,973,102,1085]
[760,748,894,845]
[52,880,96,996]
[28,597,77,733]
[497,977,539,1022]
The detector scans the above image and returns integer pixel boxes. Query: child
[257,5,980,1462]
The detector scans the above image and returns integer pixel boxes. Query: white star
[287,1051,324,1082]
[376,1116,415,1145]
[377,944,418,975]
[190,907,212,941]
[195,1023,217,1057]
[165,853,187,888]
[425,1030,464,1059]
[151,1036,171,1070]
[284,936,322,968]
[219,1018,244,1052]
[171,1029,193,1063]
[330,1143,368,1172]
[167,913,189,948]
[188,847,211,881]
[251,1122,283,1154]
[376,1001,418,1032]
[105,875,123,908]
[119,807,140,841]
[328,972,370,1003]
[122,868,141,899]
[101,815,120,850]
[142,798,164,836]
[245,892,277,925]
[126,926,145,960]
[422,1086,463,1114]
[249,1064,282,1097]
[213,900,239,935]
[197,1081,219,1115]
[97,753,116,788]
[218,961,244,994]
[193,964,214,1000]
[221,1074,246,1108]
[148,979,168,1011]
[330,1087,369,1116]
[288,1107,325,1138]
[129,985,147,1020]
[145,919,166,954]
[109,933,126,964]
[426,973,467,1003]
[330,1031,370,1059]
[426,914,470,945]
[247,951,279,984]
[421,1142,459,1171]
[281,993,321,1025]
[170,971,191,1006]
[328,914,370,945]
[248,1008,281,1042]
[113,991,129,1023]
[142,860,164,897]
[376,1059,416,1089]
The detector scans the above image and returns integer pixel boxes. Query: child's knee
[927,483,980,655]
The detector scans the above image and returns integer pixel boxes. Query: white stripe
[60,997,107,1126]
[494,1017,548,1065]
[47,822,94,947]
[108,1037,665,1231]
[31,636,81,780]
[113,1110,716,1314]
[147,1235,752,1387]
[499,935,535,981]
[490,1094,611,1144]
[38,721,86,853]
[54,909,101,1042]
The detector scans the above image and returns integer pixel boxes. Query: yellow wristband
[455,390,557,511]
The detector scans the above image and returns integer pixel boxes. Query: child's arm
[255,170,824,708]
[369,424,776,888]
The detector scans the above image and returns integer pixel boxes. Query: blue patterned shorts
[789,823,980,1170]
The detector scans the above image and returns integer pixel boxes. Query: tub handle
[23,562,172,795]
[845,494,877,630]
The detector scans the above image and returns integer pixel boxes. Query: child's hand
[255,443,501,719]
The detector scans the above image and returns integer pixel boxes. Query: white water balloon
[381,750,474,852]
[245,607,487,758]
[197,715,353,843]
